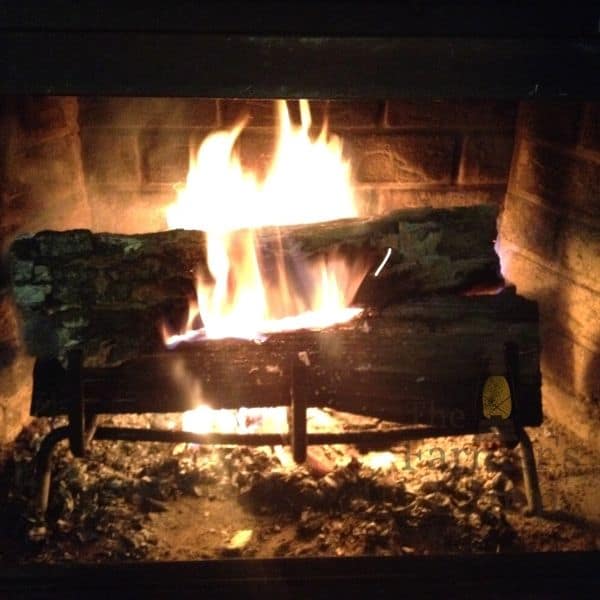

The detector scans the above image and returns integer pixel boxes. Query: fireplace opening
[1,96,599,567]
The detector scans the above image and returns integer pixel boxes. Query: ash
[0,413,597,563]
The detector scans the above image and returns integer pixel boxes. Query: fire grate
[31,326,543,517]
[8,203,545,517]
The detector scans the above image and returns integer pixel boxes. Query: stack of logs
[8,205,541,427]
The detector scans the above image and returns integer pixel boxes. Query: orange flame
[163,100,368,345]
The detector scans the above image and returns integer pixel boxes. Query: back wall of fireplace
[0,96,598,449]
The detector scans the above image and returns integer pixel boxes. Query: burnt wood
[10,205,501,365]
[32,291,542,428]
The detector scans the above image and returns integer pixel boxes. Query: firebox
[0,2,599,597]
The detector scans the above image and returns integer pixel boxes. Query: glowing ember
[361,451,397,471]
[162,100,368,345]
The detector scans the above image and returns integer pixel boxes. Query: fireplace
[0,2,599,596]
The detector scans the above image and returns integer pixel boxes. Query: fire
[182,406,288,436]
[164,100,372,450]
[163,100,368,345]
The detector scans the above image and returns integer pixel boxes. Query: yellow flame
[182,406,289,435]
[165,100,371,441]
[163,100,368,345]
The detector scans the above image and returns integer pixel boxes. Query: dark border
[1,1,599,37]
[1,552,599,598]
[1,34,599,98]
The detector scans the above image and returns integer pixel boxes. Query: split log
[9,205,501,364]
[32,291,542,428]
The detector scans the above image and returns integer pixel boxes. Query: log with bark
[31,290,542,428]
[9,205,501,365]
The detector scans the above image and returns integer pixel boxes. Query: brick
[22,190,91,232]
[459,134,514,184]
[0,352,33,443]
[351,188,379,216]
[89,191,173,234]
[0,185,31,249]
[510,139,600,218]
[542,380,600,452]
[375,187,504,214]
[8,127,91,231]
[519,101,582,145]
[503,195,600,291]
[386,100,517,131]
[500,193,561,266]
[580,102,600,154]
[3,101,90,240]
[14,134,83,186]
[344,134,455,184]
[0,293,17,346]
[556,222,600,287]
[499,244,600,348]
[221,99,326,128]
[541,327,600,405]
[221,99,276,126]
[140,130,192,184]
[0,294,32,443]
[19,96,66,131]
[82,130,141,185]
[17,96,78,139]
[327,101,382,128]
[79,97,218,128]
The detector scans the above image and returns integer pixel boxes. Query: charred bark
[32,291,541,428]
[9,205,501,364]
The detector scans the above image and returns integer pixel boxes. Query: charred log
[32,291,541,428]
[9,205,500,364]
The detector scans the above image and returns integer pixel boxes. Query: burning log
[31,290,541,429]
[9,205,500,365]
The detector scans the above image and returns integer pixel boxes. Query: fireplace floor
[1,413,598,563]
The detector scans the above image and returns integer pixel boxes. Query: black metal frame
[1,2,599,97]
[2,34,599,98]
[1,552,598,598]
[34,343,543,517]
[1,552,599,599]
[3,2,599,37]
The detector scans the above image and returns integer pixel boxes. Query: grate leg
[34,416,99,516]
[34,426,70,516]
[288,355,308,463]
[518,426,543,516]
[289,388,307,463]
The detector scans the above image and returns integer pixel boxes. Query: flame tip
[165,99,366,343]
